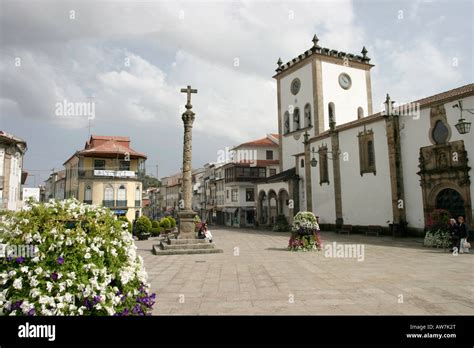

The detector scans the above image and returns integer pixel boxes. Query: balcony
[116,200,127,207]
[84,200,92,205]
[103,200,115,208]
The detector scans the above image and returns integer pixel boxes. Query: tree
[142,175,161,190]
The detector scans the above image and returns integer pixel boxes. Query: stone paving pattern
[136,228,474,315]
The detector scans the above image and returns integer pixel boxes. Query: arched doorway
[268,190,278,225]
[258,191,268,225]
[435,188,465,218]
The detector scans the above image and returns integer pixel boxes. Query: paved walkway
[136,228,474,315]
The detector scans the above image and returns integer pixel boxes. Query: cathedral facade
[256,35,474,236]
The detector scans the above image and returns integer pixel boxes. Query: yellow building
[64,135,147,221]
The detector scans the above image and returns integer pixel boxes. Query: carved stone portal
[418,139,472,227]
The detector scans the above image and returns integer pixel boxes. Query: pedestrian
[448,218,459,252]
[457,216,470,254]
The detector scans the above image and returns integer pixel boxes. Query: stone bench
[365,225,382,236]
[338,224,353,235]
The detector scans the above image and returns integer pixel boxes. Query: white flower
[46,282,53,292]
[84,252,91,259]
[13,278,22,290]
[20,266,28,273]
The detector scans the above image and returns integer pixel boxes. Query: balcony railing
[84,200,92,205]
[79,170,144,179]
[103,200,115,208]
[116,200,127,207]
[135,200,141,207]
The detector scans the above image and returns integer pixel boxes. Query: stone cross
[178,85,198,239]
[180,85,197,109]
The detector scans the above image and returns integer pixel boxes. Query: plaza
[137,228,474,315]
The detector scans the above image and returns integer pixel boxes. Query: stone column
[178,86,198,239]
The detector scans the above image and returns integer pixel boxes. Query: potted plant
[288,211,322,251]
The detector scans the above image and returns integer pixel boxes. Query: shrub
[0,199,155,316]
[167,217,176,228]
[151,220,159,228]
[118,216,132,233]
[424,209,452,249]
[159,218,171,230]
[150,227,163,237]
[424,229,451,248]
[134,216,152,240]
[273,215,290,232]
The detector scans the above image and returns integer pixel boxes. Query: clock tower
[274,34,374,171]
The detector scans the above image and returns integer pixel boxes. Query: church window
[318,145,329,185]
[358,129,376,176]
[293,108,301,131]
[432,120,449,144]
[328,102,336,127]
[357,107,364,119]
[284,111,290,134]
[304,103,312,127]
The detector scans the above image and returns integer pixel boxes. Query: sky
[0,0,472,186]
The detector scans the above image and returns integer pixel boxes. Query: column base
[178,210,197,239]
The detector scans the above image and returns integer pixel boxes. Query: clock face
[338,73,352,90]
[290,78,301,95]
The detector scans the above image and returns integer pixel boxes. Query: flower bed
[0,199,155,316]
[288,212,322,251]
[423,209,452,249]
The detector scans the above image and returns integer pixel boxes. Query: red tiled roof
[236,135,279,148]
[77,135,147,159]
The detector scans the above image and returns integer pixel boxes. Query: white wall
[321,62,369,130]
[337,120,393,225]
[280,62,313,171]
[310,138,336,224]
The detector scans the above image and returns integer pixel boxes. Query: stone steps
[152,238,223,255]
[162,242,216,250]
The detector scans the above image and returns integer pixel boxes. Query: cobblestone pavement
[135,228,474,315]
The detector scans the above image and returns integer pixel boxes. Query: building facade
[63,135,147,222]
[0,131,28,211]
[44,169,66,201]
[223,134,280,227]
[257,34,474,235]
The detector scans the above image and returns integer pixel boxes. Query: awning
[224,208,238,214]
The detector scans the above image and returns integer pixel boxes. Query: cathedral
[256,34,474,236]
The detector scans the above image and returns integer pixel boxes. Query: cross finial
[361,46,368,58]
[180,85,198,109]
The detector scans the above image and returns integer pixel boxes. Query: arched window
[304,103,312,127]
[284,111,290,134]
[368,140,375,167]
[293,108,301,131]
[104,185,114,207]
[84,185,92,204]
[328,102,336,127]
[117,185,127,206]
[135,186,141,207]
[300,158,305,168]
[357,107,364,119]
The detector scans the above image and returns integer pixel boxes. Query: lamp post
[453,100,473,135]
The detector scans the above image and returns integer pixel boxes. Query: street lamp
[453,100,473,135]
